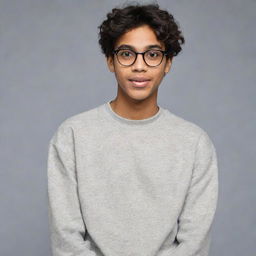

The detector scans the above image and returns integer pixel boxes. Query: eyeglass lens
[116,49,164,66]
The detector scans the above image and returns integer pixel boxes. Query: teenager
[47,3,219,256]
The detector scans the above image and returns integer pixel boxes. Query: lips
[129,77,150,82]
[128,77,151,87]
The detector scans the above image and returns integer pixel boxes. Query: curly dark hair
[98,2,185,59]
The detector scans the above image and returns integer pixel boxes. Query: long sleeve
[47,123,97,256]
[173,130,219,256]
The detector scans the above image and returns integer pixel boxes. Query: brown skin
[106,24,172,120]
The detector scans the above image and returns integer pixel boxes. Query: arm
[173,130,219,256]
[47,123,97,256]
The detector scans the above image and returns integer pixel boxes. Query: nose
[131,53,147,71]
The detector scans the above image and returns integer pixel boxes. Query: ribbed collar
[104,100,163,126]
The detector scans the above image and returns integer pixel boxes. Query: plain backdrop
[1,0,256,255]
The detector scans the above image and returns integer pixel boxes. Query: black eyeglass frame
[112,48,169,67]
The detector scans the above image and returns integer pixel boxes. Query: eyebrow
[116,44,163,51]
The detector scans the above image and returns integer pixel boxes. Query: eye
[118,50,134,58]
[147,50,160,58]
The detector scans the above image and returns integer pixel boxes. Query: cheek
[115,72,124,82]
[115,69,128,81]
[153,69,165,81]
[114,71,128,88]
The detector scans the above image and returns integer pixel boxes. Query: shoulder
[163,108,215,148]
[49,104,103,144]
[163,108,204,137]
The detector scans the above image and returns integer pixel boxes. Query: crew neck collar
[104,100,163,125]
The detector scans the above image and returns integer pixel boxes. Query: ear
[106,55,115,73]
[164,56,173,74]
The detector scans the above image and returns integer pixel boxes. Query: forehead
[115,24,165,50]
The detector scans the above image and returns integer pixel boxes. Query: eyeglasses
[112,48,168,67]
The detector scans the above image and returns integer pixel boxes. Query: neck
[109,97,159,120]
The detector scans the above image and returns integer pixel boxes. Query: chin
[128,93,153,102]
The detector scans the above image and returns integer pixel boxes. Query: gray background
[1,0,255,255]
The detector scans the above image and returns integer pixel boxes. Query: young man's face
[106,24,172,103]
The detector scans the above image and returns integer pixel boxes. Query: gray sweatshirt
[47,101,219,256]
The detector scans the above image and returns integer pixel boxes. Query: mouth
[128,78,151,88]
